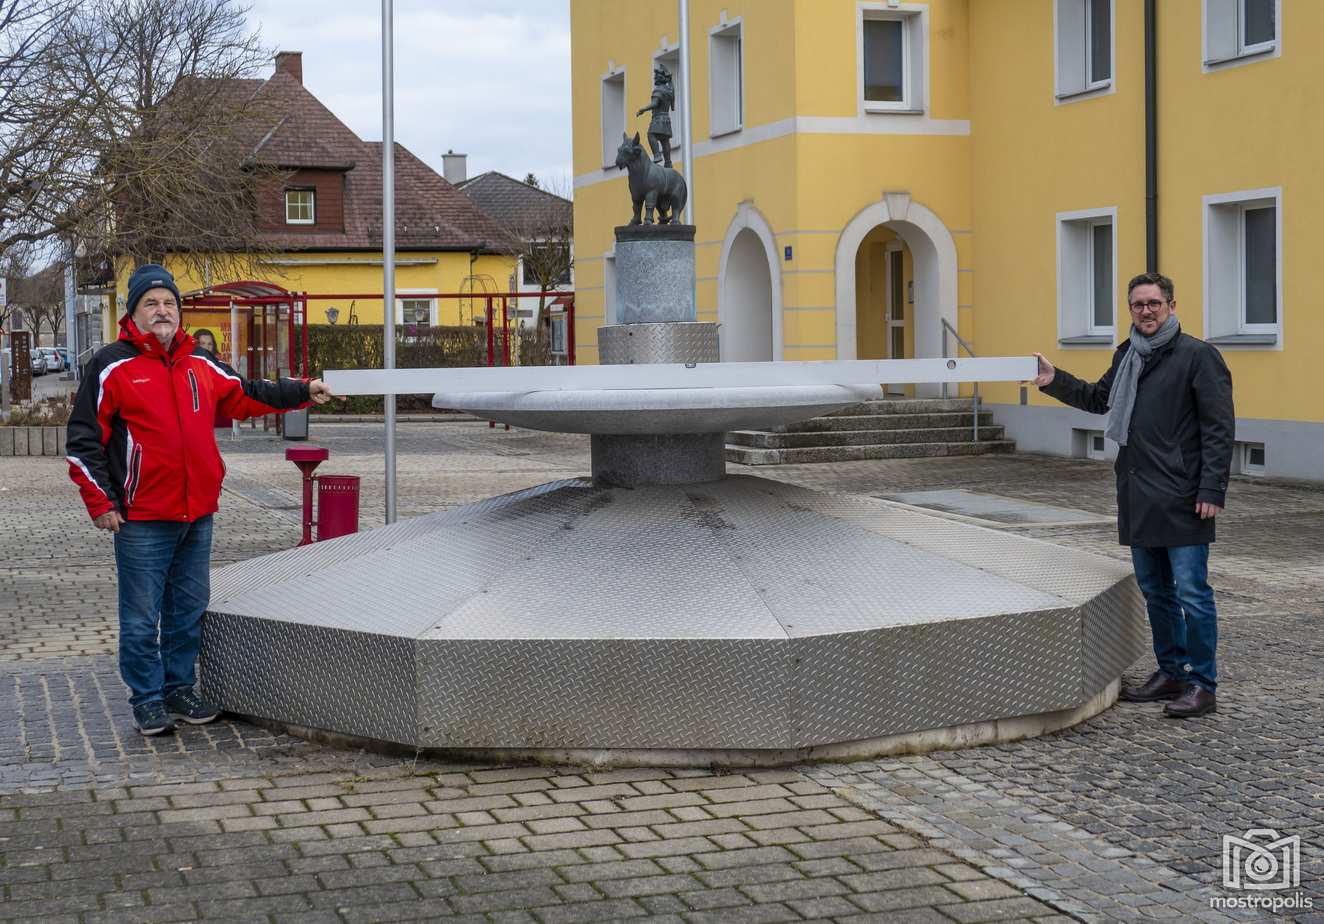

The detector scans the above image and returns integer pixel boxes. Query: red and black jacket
[66,316,310,522]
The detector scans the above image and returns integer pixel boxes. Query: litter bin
[283,407,309,440]
[317,475,360,541]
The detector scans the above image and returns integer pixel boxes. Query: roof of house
[230,69,516,253]
[456,171,573,238]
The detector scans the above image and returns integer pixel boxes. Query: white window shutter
[1205,0,1238,62]
[1056,0,1088,97]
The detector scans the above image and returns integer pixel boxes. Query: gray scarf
[1106,315,1180,446]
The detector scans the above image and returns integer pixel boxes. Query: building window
[601,69,625,168]
[521,243,572,288]
[1205,189,1280,343]
[285,189,315,224]
[709,20,742,136]
[1056,0,1113,100]
[1234,441,1267,475]
[1057,209,1116,343]
[1205,0,1278,67]
[549,315,567,355]
[398,297,434,327]
[654,47,684,152]
[860,5,924,113]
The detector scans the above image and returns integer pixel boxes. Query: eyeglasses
[1128,299,1167,313]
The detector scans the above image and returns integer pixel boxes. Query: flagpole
[382,0,397,524]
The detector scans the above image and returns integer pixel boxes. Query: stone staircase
[726,397,1015,465]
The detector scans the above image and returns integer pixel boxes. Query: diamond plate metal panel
[215,481,609,637]
[686,478,1068,635]
[417,637,792,749]
[772,479,1130,604]
[429,485,782,640]
[200,614,416,744]
[790,608,1082,745]
[599,322,720,365]
[210,479,587,605]
[1079,575,1150,697]
[200,474,1149,753]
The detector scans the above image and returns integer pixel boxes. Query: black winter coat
[1041,330,1234,548]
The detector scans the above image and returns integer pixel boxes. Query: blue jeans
[1129,544,1218,693]
[113,516,213,706]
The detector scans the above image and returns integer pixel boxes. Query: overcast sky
[245,0,573,191]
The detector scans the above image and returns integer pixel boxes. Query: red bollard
[285,446,329,546]
[316,475,360,541]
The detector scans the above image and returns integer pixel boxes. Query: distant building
[456,166,574,337]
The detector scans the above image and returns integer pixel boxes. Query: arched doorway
[834,195,959,396]
[718,205,781,362]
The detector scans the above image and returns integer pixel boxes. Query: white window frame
[1203,187,1282,348]
[857,3,927,115]
[1087,430,1107,461]
[284,188,315,225]
[708,17,744,137]
[1235,441,1267,475]
[1203,0,1281,71]
[652,43,684,153]
[549,314,568,356]
[395,290,438,327]
[600,67,626,169]
[519,241,573,289]
[1054,0,1115,103]
[1056,207,1118,345]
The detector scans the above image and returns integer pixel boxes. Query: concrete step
[780,411,994,433]
[727,425,1006,449]
[831,397,977,416]
[725,439,1017,466]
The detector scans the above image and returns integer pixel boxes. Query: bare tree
[10,262,64,342]
[0,244,33,332]
[505,174,574,326]
[1,0,284,281]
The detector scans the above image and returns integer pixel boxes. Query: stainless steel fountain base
[200,475,1147,759]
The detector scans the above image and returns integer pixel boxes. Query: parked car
[39,348,65,372]
[54,347,71,370]
[29,349,47,375]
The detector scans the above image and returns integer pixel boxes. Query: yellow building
[571,0,1319,481]
[108,51,517,370]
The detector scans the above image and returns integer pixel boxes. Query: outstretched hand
[308,379,340,406]
[1022,352,1056,387]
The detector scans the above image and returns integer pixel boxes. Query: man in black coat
[1030,272,1234,718]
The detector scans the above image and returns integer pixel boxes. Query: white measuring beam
[326,356,1037,396]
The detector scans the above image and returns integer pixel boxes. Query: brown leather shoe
[1164,684,1217,718]
[1119,670,1187,702]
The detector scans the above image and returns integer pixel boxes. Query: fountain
[199,175,1147,765]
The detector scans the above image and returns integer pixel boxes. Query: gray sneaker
[164,687,221,725]
[133,701,176,736]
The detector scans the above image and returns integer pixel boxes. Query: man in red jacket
[67,264,336,735]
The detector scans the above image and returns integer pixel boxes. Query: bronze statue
[615,132,687,225]
[636,64,675,167]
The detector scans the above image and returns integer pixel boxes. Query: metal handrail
[940,318,980,443]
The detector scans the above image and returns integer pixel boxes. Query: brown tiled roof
[457,172,573,238]
[229,70,515,252]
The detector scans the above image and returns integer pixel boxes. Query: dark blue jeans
[1129,544,1217,693]
[113,516,213,706]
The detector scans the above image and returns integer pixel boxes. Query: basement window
[1205,0,1279,68]
[1235,441,1267,475]
[1056,0,1113,100]
[285,189,315,224]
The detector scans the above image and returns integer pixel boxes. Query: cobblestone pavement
[1,421,1320,922]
